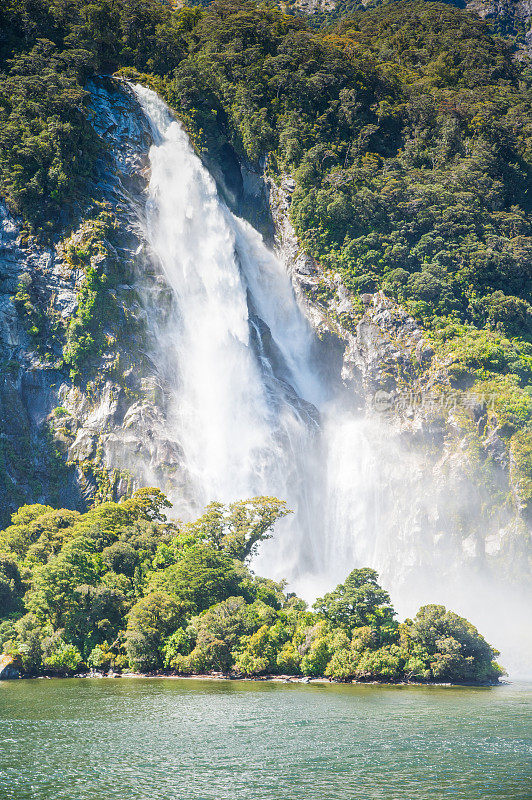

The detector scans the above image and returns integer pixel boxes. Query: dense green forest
[0,491,503,682]
[2,0,532,475]
[0,0,529,676]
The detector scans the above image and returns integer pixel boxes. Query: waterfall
[130,85,530,674]
[132,85,326,581]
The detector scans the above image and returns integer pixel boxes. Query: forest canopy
[2,0,532,339]
[2,0,532,348]
[0,1,531,609]
[0,490,503,683]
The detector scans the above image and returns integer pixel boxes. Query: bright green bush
[510,430,532,514]
[314,567,396,629]
[354,645,404,681]
[163,628,194,668]
[43,638,83,675]
[0,490,504,683]
[87,643,114,671]
[234,625,278,676]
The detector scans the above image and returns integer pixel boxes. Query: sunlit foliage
[0,490,503,682]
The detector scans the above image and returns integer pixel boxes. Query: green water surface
[0,678,530,800]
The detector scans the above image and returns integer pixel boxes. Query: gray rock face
[0,78,190,522]
[466,0,532,55]
[268,172,531,596]
[0,199,82,519]
[50,79,192,511]
[467,0,532,23]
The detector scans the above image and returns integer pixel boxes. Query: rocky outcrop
[467,0,532,56]
[0,200,82,518]
[268,171,530,591]
[0,78,192,523]
[467,0,532,24]
[468,0,532,18]
[289,0,336,17]
[0,654,19,679]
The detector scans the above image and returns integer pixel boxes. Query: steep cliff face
[0,78,530,607]
[0,200,79,515]
[269,174,531,595]
[0,79,189,523]
[55,80,189,510]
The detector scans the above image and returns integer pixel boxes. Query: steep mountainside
[0,1,531,649]
[287,0,532,54]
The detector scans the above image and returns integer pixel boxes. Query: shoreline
[19,671,504,688]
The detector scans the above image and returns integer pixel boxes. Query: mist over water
[131,85,530,675]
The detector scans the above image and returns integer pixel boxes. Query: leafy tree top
[313,567,396,629]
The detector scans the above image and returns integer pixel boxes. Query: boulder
[0,654,20,680]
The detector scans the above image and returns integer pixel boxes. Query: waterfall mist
[131,85,530,675]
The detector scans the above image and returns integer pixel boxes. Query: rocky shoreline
[8,670,502,688]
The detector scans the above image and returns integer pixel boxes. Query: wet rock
[483,429,509,470]
[0,655,19,680]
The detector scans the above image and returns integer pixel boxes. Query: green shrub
[0,490,505,683]
[43,638,83,675]
[510,430,532,514]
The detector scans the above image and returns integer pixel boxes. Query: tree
[26,537,100,628]
[314,568,396,630]
[42,633,83,675]
[0,506,78,560]
[148,544,243,613]
[276,641,301,674]
[192,596,250,651]
[129,488,172,522]
[64,584,128,657]
[103,541,139,577]
[300,634,332,677]
[407,605,503,683]
[325,646,357,680]
[233,625,278,676]
[125,591,183,671]
[163,627,195,668]
[8,613,45,675]
[354,645,404,681]
[0,555,23,616]
[182,497,291,561]
[72,489,173,549]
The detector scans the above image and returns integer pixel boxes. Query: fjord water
[1,678,531,800]
[129,85,529,672]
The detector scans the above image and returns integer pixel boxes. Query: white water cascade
[131,85,530,673]
[133,84,326,583]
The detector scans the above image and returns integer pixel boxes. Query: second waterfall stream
[129,84,525,670]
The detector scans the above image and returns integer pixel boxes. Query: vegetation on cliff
[1,0,531,500]
[0,491,503,683]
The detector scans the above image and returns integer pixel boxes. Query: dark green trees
[0,489,504,682]
[125,591,183,671]
[314,567,396,629]
[406,605,503,683]
[149,544,243,613]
